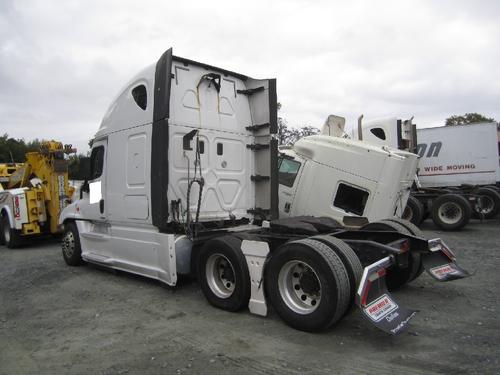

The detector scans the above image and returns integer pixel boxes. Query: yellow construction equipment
[0,163,24,189]
[0,141,76,247]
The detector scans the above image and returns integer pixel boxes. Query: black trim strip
[250,175,270,182]
[268,79,278,135]
[173,55,249,81]
[246,144,270,150]
[245,123,270,132]
[268,78,279,219]
[396,119,403,150]
[270,138,279,220]
[237,86,265,95]
[151,48,173,231]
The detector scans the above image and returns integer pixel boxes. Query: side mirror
[79,158,90,200]
[80,179,89,199]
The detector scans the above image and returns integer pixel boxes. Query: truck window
[333,183,369,216]
[90,146,104,180]
[278,158,301,187]
[132,84,147,110]
[370,128,386,140]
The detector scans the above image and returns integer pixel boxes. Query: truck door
[278,155,304,218]
[80,139,107,221]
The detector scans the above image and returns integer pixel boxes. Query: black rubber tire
[383,218,425,239]
[402,195,425,226]
[61,221,83,266]
[431,194,471,231]
[421,210,430,224]
[311,235,362,313]
[0,216,5,246]
[265,238,350,332]
[383,218,425,281]
[474,187,500,219]
[360,221,420,290]
[197,235,250,312]
[1,215,21,249]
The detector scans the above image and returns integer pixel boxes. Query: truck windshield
[278,158,301,187]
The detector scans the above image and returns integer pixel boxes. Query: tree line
[0,112,496,179]
[0,133,88,180]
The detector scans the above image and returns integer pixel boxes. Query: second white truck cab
[278,134,419,224]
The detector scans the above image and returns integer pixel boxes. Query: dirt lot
[1,219,499,375]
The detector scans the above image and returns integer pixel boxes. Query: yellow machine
[0,141,76,247]
[0,163,24,189]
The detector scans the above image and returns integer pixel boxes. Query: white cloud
[1,0,499,153]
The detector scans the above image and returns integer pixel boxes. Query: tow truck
[0,141,75,247]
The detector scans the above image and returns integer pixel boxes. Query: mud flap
[356,257,416,335]
[423,238,471,281]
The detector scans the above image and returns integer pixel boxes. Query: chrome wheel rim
[438,202,462,224]
[206,254,235,299]
[62,231,75,258]
[278,260,321,314]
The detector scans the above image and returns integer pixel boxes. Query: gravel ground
[1,219,499,374]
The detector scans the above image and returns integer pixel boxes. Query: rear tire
[265,238,350,332]
[384,218,424,238]
[402,196,424,225]
[383,218,425,281]
[431,194,471,231]
[360,220,420,290]
[473,187,500,219]
[1,215,21,249]
[61,222,83,266]
[311,235,362,313]
[197,236,250,312]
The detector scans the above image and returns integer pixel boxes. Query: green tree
[0,134,28,162]
[445,113,495,126]
[68,154,90,180]
[277,103,320,146]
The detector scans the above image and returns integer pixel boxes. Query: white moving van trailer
[358,118,500,229]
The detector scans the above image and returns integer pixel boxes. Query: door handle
[99,199,104,214]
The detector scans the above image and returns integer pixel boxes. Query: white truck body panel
[416,123,500,187]
[60,48,277,286]
[0,188,30,229]
[352,117,414,150]
[278,135,418,223]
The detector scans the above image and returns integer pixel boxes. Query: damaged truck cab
[60,47,469,335]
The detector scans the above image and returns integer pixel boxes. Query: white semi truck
[356,118,500,230]
[278,116,419,225]
[59,47,469,335]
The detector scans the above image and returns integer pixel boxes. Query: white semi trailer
[59,48,470,335]
[357,118,500,230]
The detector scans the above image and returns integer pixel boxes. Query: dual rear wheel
[361,219,424,290]
[198,235,362,332]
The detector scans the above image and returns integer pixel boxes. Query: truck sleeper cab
[277,135,419,225]
[59,48,470,335]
